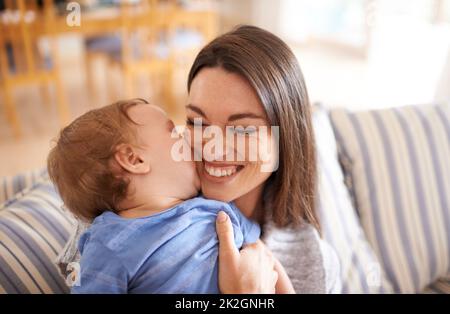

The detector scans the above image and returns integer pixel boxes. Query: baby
[47,98,293,293]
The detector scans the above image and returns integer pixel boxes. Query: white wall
[365,12,450,107]
[250,0,281,35]
[435,51,450,103]
[217,0,253,33]
[217,0,281,35]
[216,0,450,108]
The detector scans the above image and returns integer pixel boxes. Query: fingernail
[217,211,227,223]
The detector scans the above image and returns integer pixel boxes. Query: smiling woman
[186,68,278,221]
[185,25,341,293]
[186,26,318,229]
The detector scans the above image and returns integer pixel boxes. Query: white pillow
[313,105,393,293]
[329,104,449,293]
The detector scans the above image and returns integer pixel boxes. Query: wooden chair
[0,0,69,137]
[84,1,174,112]
[84,0,218,116]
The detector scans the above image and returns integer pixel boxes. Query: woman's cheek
[238,161,271,190]
[184,126,200,161]
[257,133,279,173]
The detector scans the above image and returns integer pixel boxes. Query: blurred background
[0,0,449,176]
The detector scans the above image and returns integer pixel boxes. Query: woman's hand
[215,211,278,294]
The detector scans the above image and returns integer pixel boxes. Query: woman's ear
[114,144,151,174]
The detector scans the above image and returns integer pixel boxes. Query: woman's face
[186,67,277,206]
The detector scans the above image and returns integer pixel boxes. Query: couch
[0,103,448,294]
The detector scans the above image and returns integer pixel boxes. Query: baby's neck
[118,195,186,219]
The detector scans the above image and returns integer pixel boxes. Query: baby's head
[48,99,199,221]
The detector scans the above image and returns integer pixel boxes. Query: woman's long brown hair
[187,25,319,232]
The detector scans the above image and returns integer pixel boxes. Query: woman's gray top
[262,220,341,293]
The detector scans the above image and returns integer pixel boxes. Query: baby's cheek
[192,164,201,190]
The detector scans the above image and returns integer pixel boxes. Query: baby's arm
[274,257,295,294]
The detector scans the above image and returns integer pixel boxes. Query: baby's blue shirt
[71,196,260,293]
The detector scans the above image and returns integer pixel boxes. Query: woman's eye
[231,126,258,136]
[186,118,207,127]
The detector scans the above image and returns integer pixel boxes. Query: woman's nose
[195,125,236,162]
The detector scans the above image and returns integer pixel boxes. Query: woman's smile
[201,161,245,183]
[187,67,275,205]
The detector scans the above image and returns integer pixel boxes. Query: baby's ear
[114,144,151,174]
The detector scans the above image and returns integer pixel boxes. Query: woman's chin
[200,187,234,203]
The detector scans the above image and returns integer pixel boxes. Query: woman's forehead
[188,67,265,119]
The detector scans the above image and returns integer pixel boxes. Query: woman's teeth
[205,165,238,177]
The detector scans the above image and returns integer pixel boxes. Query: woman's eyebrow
[186,104,207,118]
[187,105,265,122]
[228,112,265,122]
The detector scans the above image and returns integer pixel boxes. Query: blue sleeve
[230,203,261,245]
[71,241,128,294]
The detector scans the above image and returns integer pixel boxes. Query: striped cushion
[313,106,393,293]
[0,169,47,206]
[329,104,450,293]
[0,175,76,293]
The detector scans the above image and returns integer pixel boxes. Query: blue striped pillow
[329,104,449,293]
[0,169,47,206]
[313,106,393,293]
[0,176,75,293]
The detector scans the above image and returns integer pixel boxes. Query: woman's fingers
[253,240,276,267]
[216,211,239,262]
[216,217,279,293]
[271,268,279,286]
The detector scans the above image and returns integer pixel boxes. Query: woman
[58,25,340,294]
[185,25,341,293]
